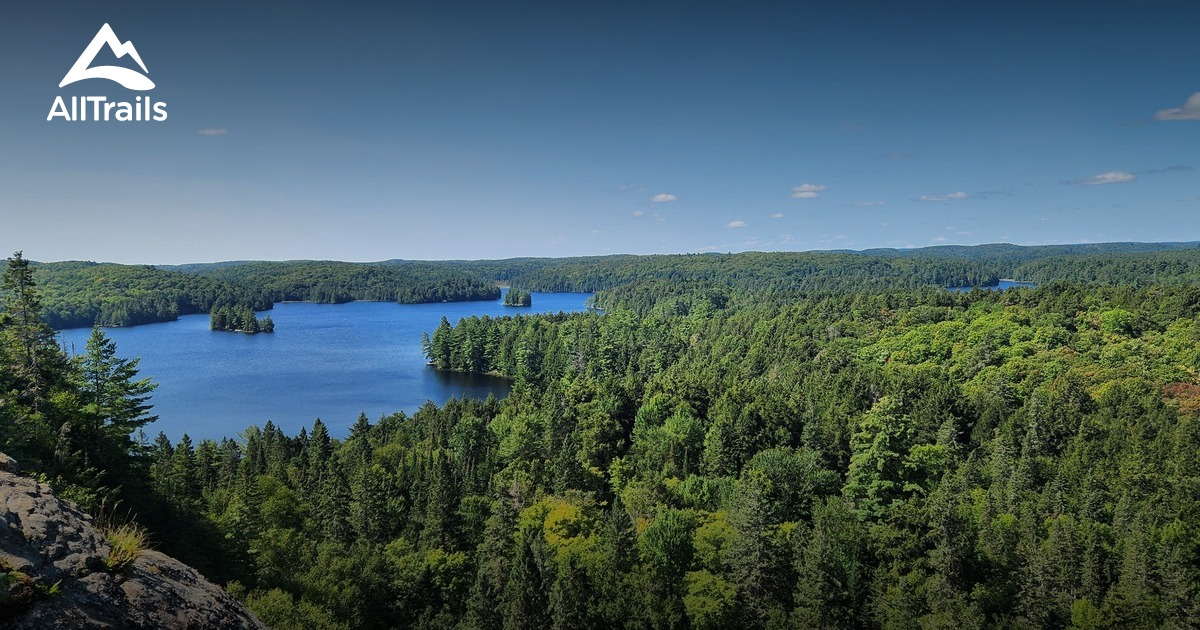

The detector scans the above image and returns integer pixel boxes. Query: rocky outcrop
[0,455,264,629]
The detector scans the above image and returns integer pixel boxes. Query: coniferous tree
[75,326,158,486]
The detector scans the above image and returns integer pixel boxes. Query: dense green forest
[32,261,272,329]
[504,289,532,307]
[405,243,1200,296]
[6,247,1200,628]
[30,259,500,330]
[31,243,1200,331]
[175,261,502,304]
[211,305,275,334]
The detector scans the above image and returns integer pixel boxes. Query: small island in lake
[503,288,532,307]
[210,305,275,333]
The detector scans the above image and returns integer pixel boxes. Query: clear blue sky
[1,0,1197,263]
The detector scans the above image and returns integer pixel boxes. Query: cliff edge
[0,453,264,629]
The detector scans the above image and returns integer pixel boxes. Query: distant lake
[947,279,1037,292]
[57,291,591,442]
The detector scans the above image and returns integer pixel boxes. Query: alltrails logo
[48,23,168,122]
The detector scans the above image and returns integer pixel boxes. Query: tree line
[210,305,275,334]
[178,261,502,304]
[33,260,273,329]
[503,288,532,307]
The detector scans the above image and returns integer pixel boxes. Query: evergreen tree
[75,327,158,486]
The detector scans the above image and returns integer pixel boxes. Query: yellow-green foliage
[104,523,148,571]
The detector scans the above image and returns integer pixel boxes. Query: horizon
[20,239,1200,267]
[3,0,1198,263]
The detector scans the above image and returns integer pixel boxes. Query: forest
[4,247,1200,628]
[210,305,275,334]
[30,243,1200,332]
[173,260,502,305]
[503,289,532,307]
[33,260,273,329]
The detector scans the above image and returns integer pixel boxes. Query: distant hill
[24,241,1200,329]
[32,261,272,329]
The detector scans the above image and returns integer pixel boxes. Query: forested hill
[33,261,273,329]
[851,240,1200,262]
[171,260,501,304]
[389,241,1200,295]
[29,242,1200,329]
[32,259,501,329]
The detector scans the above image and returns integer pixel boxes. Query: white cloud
[790,183,826,199]
[198,128,228,136]
[853,201,885,207]
[917,191,968,202]
[1064,171,1136,186]
[932,236,949,242]
[725,220,748,228]
[1155,92,1200,121]
[632,210,645,217]
[651,193,678,203]
[770,212,784,219]
[589,229,600,234]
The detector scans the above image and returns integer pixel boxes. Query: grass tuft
[103,523,149,571]
[94,501,151,572]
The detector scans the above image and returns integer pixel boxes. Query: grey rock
[0,452,264,629]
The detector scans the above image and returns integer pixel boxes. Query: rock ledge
[0,453,263,628]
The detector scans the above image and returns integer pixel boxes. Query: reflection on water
[426,367,512,400]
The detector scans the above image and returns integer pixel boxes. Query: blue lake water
[57,291,591,442]
[947,279,1037,292]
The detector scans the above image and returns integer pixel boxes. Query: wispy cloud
[853,201,885,207]
[1134,164,1193,175]
[725,220,748,228]
[770,212,784,219]
[198,128,228,136]
[632,210,645,217]
[651,193,678,203]
[917,191,968,202]
[932,236,949,242]
[1156,92,1200,121]
[1062,171,1136,186]
[617,184,646,192]
[883,152,913,160]
[790,183,827,199]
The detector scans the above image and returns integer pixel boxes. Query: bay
[947,279,1037,292]
[57,291,592,442]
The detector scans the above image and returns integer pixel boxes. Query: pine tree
[2,251,66,412]
[75,327,158,485]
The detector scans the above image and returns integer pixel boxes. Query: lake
[947,279,1037,292]
[57,291,592,442]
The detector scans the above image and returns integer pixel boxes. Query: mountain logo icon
[59,23,155,91]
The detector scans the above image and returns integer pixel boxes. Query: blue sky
[1,0,1197,263]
